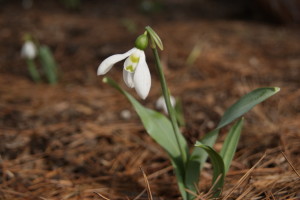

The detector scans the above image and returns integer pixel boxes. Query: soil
[0,1,300,199]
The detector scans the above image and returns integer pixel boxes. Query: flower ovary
[135,34,148,50]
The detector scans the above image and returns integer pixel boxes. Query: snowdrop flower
[21,41,37,59]
[156,95,176,114]
[97,33,151,99]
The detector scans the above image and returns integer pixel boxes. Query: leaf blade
[38,46,58,84]
[220,118,244,174]
[103,77,188,158]
[195,141,225,197]
[188,87,279,193]
[199,87,280,165]
[103,77,189,199]
[185,129,218,193]
[217,87,280,129]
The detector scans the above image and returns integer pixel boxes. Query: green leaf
[103,77,189,199]
[217,87,280,129]
[200,87,279,156]
[187,87,279,191]
[220,118,244,174]
[38,45,58,84]
[184,153,202,196]
[185,129,219,194]
[195,141,225,197]
[145,26,164,50]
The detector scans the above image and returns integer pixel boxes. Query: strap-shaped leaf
[185,129,218,195]
[38,46,58,84]
[103,77,189,199]
[201,87,279,157]
[195,141,225,197]
[217,87,280,129]
[220,118,244,174]
[186,87,279,193]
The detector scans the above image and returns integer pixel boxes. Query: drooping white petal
[133,51,151,99]
[156,95,176,114]
[97,48,136,75]
[21,41,37,59]
[123,69,135,88]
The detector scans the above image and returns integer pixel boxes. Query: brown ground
[0,1,300,200]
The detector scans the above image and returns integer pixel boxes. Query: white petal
[133,51,151,99]
[123,69,135,88]
[97,48,136,75]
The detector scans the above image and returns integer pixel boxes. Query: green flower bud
[135,33,148,50]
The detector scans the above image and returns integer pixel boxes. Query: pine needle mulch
[0,3,300,200]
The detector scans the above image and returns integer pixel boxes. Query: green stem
[151,47,187,163]
[27,59,41,83]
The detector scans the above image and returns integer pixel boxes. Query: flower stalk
[151,46,187,164]
[26,58,41,83]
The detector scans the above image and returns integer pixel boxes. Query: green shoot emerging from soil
[97,26,280,200]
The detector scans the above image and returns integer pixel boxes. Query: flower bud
[135,33,148,50]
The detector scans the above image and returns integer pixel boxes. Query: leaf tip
[159,45,164,51]
[194,141,202,147]
[274,87,280,93]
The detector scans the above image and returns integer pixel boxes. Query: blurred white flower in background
[21,41,37,59]
[156,95,176,114]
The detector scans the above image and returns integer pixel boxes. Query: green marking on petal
[130,55,140,63]
[125,65,134,72]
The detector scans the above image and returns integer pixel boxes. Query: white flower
[21,41,37,59]
[156,95,176,114]
[97,47,151,99]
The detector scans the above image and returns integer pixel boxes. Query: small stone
[120,109,131,120]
